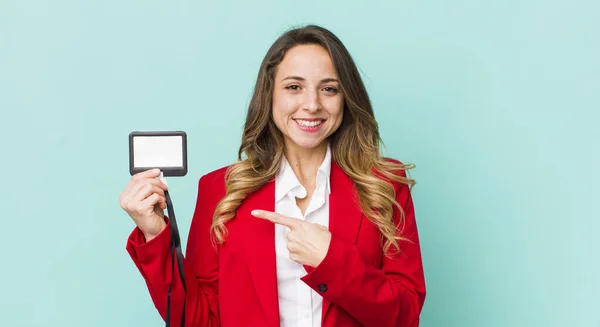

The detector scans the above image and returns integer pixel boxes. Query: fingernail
[251,210,259,216]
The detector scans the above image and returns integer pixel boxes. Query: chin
[289,137,325,149]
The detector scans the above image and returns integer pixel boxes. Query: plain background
[1,1,598,326]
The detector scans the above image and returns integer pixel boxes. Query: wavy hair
[210,24,416,256]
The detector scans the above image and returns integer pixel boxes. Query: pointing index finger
[251,210,300,229]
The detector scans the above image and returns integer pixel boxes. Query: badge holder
[129,131,187,327]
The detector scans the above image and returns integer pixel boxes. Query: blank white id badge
[128,131,188,177]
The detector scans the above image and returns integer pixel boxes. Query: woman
[120,24,426,327]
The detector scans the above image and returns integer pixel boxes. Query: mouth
[292,118,326,133]
[293,118,326,128]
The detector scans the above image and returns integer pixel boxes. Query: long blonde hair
[210,25,416,255]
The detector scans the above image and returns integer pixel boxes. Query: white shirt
[274,143,332,327]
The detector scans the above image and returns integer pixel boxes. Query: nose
[302,88,321,113]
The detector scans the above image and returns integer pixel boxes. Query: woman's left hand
[251,209,331,268]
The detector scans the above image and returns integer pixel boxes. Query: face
[272,44,344,151]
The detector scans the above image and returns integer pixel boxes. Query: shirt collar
[275,143,332,203]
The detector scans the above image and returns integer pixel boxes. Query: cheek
[326,97,344,122]
[273,93,298,119]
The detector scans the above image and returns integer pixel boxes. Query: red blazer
[126,160,426,327]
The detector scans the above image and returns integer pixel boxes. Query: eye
[323,86,339,94]
[285,85,301,91]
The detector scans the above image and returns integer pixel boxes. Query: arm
[126,174,221,327]
[301,177,426,327]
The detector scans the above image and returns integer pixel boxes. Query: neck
[283,140,328,186]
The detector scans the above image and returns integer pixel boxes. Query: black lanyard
[165,190,186,327]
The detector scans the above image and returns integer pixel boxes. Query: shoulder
[196,163,235,195]
[381,157,410,177]
[383,156,404,166]
[382,157,405,166]
[191,164,232,206]
[379,157,413,191]
[200,164,231,185]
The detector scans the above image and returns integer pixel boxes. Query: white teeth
[296,119,323,127]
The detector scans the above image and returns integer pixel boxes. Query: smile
[292,119,326,133]
[293,119,325,127]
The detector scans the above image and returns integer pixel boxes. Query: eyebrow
[281,76,339,83]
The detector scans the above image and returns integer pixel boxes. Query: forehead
[276,44,337,79]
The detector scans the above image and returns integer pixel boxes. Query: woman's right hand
[119,168,169,241]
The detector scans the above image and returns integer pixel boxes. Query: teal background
[1,0,598,326]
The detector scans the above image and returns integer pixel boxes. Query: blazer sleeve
[300,172,426,327]
[126,174,221,327]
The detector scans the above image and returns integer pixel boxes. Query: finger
[139,193,166,211]
[121,181,143,208]
[122,174,167,204]
[130,178,169,197]
[133,184,166,202]
[251,210,301,229]
[121,179,140,203]
[146,177,169,191]
[289,252,302,264]
[132,168,162,180]
[286,240,299,252]
[126,192,161,216]
[285,230,299,243]
[155,196,167,210]
[134,177,169,191]
[123,183,156,209]
[314,223,328,231]
[153,193,167,210]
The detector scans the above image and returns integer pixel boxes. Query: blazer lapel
[241,179,280,327]
[321,161,365,321]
